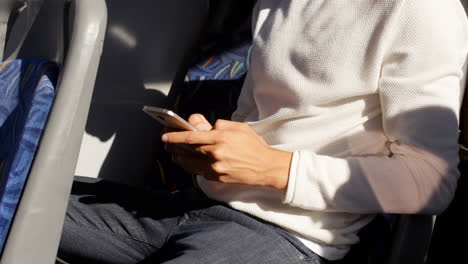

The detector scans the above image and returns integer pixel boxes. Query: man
[59,0,468,263]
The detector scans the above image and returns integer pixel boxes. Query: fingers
[162,114,213,156]
[162,114,210,138]
[213,119,245,130]
[162,130,223,145]
[193,144,227,161]
[214,119,258,137]
[161,127,179,136]
[213,119,268,146]
[188,114,212,131]
[167,143,225,162]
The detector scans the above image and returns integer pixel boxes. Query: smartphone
[142,106,197,131]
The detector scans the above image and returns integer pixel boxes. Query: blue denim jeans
[58,177,333,264]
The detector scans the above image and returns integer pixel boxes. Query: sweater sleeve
[283,0,468,215]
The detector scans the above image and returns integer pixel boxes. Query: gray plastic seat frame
[0,0,20,59]
[0,0,107,263]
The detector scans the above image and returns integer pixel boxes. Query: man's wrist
[264,148,293,190]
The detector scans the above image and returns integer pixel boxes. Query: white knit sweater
[197,0,468,260]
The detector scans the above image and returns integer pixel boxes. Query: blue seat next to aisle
[0,59,58,253]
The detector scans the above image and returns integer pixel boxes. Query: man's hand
[162,114,292,190]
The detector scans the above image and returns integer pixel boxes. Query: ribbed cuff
[283,150,300,204]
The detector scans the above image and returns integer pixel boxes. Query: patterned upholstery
[174,31,252,123]
[185,34,251,82]
[0,59,58,253]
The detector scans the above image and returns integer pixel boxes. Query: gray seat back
[4,0,62,63]
[0,0,21,59]
[0,0,107,263]
[73,0,209,186]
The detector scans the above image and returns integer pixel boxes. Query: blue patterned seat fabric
[185,33,251,82]
[0,59,58,253]
[174,31,252,124]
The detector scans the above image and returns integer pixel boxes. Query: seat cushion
[0,59,58,253]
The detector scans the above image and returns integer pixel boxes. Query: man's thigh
[58,177,329,264]
[58,176,215,264]
[157,205,329,264]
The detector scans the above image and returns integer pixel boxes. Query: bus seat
[4,0,64,63]
[0,59,58,254]
[156,1,254,191]
[0,0,107,263]
[72,0,210,187]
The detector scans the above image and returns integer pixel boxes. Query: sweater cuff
[283,151,300,204]
[282,150,331,210]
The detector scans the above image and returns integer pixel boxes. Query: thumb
[188,114,212,131]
